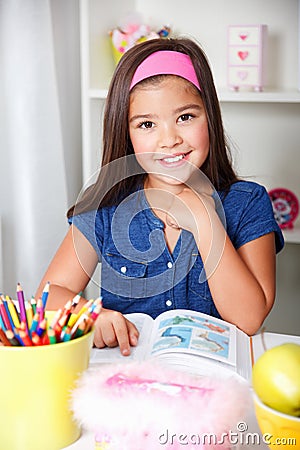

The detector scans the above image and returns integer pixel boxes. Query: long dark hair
[68,37,238,218]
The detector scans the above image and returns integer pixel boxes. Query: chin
[152,173,188,187]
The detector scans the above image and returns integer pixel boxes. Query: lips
[159,150,192,164]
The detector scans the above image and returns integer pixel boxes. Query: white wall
[0,0,82,296]
[50,0,82,206]
[136,0,299,90]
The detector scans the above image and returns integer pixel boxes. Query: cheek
[191,125,210,161]
[130,127,154,155]
[193,122,209,146]
[130,136,154,171]
[132,142,145,155]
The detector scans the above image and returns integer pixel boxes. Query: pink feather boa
[71,361,251,450]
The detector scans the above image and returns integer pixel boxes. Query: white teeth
[163,154,185,163]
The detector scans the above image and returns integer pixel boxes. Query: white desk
[65,414,269,450]
[64,332,300,450]
[65,432,95,449]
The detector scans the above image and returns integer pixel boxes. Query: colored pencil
[90,303,102,322]
[71,293,81,311]
[41,332,50,346]
[61,326,72,342]
[2,297,15,330]
[30,312,40,335]
[5,329,20,346]
[72,318,88,339]
[53,322,63,341]
[75,298,94,319]
[84,316,94,334]
[70,311,87,332]
[19,329,33,346]
[31,332,42,346]
[0,327,12,346]
[30,296,37,314]
[47,328,57,345]
[25,301,34,329]
[16,283,29,333]
[19,321,26,332]
[6,296,21,328]
[35,318,47,337]
[61,293,82,328]
[67,298,94,328]
[0,297,13,331]
[57,300,72,329]
[50,308,63,329]
[0,314,5,330]
[41,281,50,309]
[36,298,44,322]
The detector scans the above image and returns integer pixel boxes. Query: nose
[158,124,182,149]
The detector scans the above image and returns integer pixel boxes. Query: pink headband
[130,50,201,91]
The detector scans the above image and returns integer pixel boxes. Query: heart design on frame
[238,51,249,61]
[239,33,248,41]
[238,71,248,80]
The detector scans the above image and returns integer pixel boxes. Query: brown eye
[178,113,194,123]
[140,121,154,129]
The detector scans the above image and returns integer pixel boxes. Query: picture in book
[149,311,236,366]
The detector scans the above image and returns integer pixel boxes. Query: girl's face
[128,76,209,191]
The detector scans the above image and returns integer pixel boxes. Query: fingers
[93,309,139,356]
[127,319,139,347]
[165,212,180,229]
[167,193,199,232]
[117,318,139,356]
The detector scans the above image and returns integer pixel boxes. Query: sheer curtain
[0,0,74,297]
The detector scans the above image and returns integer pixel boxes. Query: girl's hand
[145,180,215,236]
[166,186,215,234]
[93,308,139,356]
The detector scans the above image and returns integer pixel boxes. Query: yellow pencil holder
[0,312,94,450]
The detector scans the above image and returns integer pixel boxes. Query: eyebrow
[129,103,202,123]
[174,103,202,114]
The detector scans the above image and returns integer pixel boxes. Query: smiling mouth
[160,151,191,163]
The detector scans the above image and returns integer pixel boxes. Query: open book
[89,309,300,382]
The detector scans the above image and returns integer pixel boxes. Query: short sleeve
[68,210,103,261]
[224,182,284,253]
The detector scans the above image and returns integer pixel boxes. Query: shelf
[88,88,300,103]
[218,89,300,103]
[89,89,108,99]
[283,225,300,244]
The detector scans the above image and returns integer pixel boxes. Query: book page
[235,330,300,382]
[147,309,237,366]
[252,331,300,361]
[89,312,154,365]
[235,328,252,381]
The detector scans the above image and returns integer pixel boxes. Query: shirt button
[166,300,172,307]
[120,266,127,274]
[167,262,173,269]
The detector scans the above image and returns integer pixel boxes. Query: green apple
[252,343,300,417]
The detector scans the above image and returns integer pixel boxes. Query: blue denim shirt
[70,181,284,319]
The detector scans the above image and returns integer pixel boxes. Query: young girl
[36,37,284,355]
